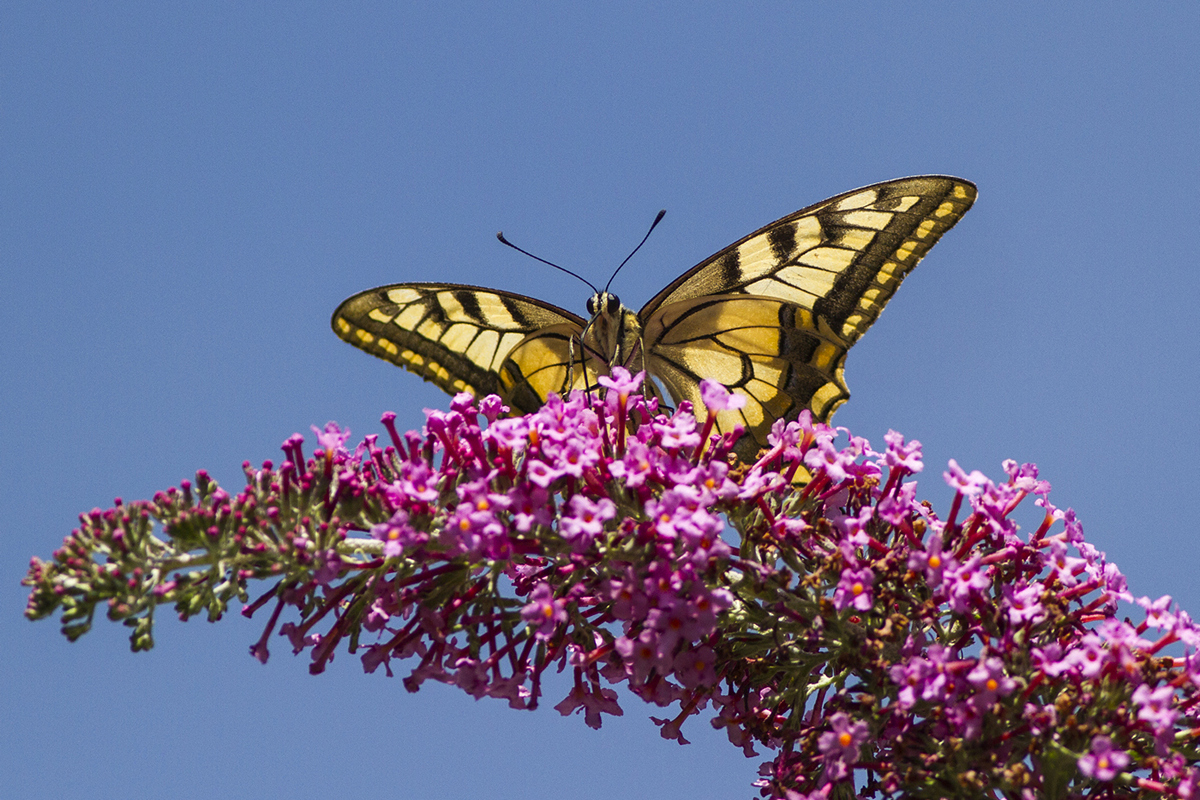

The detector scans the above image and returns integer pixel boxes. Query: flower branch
[24,369,1200,798]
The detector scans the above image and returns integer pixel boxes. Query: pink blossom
[520,582,567,640]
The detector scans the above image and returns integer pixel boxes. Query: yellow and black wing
[639,176,977,458]
[331,283,599,412]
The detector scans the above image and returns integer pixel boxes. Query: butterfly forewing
[641,176,977,345]
[332,283,585,400]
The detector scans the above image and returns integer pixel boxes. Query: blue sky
[4,5,1198,799]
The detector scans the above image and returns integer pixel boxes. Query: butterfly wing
[495,322,615,413]
[640,176,977,459]
[642,294,851,460]
[331,283,593,412]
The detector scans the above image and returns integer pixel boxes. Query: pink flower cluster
[24,369,1200,798]
[344,371,746,724]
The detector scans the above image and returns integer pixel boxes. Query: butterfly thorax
[584,291,645,371]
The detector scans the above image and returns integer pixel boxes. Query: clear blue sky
[4,5,1198,799]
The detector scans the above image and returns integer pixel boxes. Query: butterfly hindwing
[497,323,614,414]
[643,294,851,459]
[332,283,586,401]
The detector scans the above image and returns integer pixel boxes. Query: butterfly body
[333,176,976,462]
[581,291,645,378]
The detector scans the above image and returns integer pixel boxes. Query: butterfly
[331,176,976,463]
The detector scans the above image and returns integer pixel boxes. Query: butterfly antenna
[603,209,666,294]
[496,232,599,295]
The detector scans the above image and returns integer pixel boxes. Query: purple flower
[736,468,785,500]
[641,560,683,607]
[967,656,1015,705]
[672,645,718,688]
[559,495,616,548]
[804,437,855,484]
[486,415,530,451]
[360,643,393,676]
[772,515,810,542]
[311,421,352,456]
[550,438,600,479]
[371,509,422,558]
[654,411,702,450]
[1077,735,1129,781]
[832,506,873,549]
[391,459,439,504]
[889,659,922,711]
[597,366,643,397]
[614,629,661,686]
[1174,609,1200,650]
[1064,633,1109,679]
[1133,684,1178,733]
[883,429,924,473]
[45,366,1200,799]
[510,483,552,532]
[313,549,345,585]
[451,655,489,699]
[646,493,687,541]
[944,459,989,497]
[521,582,567,640]
[363,592,398,633]
[889,645,959,713]
[1101,559,1131,604]
[877,480,917,526]
[483,670,530,710]
[688,586,733,632]
[608,438,655,488]
[907,532,951,587]
[477,394,507,422]
[974,482,1021,540]
[1030,643,1070,680]
[442,498,508,560]
[765,415,802,458]
[833,566,874,612]
[553,683,623,730]
[1046,538,1085,587]
[1138,594,1178,631]
[525,457,562,488]
[699,379,746,412]
[1097,618,1150,651]
[945,555,990,614]
[457,477,511,516]
[818,711,870,763]
[532,392,593,444]
[647,598,703,653]
[1003,581,1047,626]
[449,392,477,415]
[606,571,649,622]
[1003,459,1050,494]
[685,460,739,502]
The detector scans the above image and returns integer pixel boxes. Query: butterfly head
[582,291,643,370]
[586,291,622,318]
